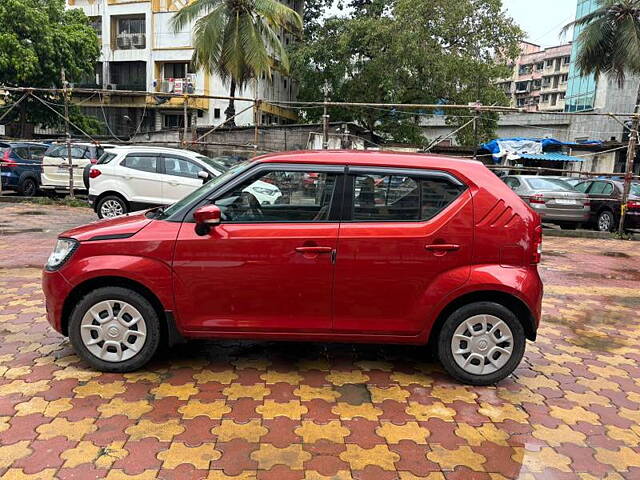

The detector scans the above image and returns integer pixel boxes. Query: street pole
[619,112,639,235]
[322,81,330,150]
[183,95,189,147]
[62,69,74,199]
[254,79,259,156]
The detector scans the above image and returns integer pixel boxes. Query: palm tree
[563,0,640,234]
[172,0,302,126]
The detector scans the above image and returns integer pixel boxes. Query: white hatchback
[88,146,282,218]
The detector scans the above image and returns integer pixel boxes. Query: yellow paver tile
[125,419,185,441]
[157,442,221,469]
[325,370,370,386]
[294,385,340,402]
[257,400,308,419]
[339,444,399,471]
[294,420,350,443]
[36,417,96,441]
[150,382,199,400]
[193,370,239,384]
[331,402,382,420]
[549,405,601,425]
[0,441,32,468]
[73,380,126,399]
[368,385,410,403]
[376,421,430,444]
[478,403,529,423]
[251,444,311,470]
[212,419,267,442]
[406,402,456,422]
[97,398,153,419]
[178,399,231,419]
[427,445,486,471]
[512,446,572,473]
[532,424,587,446]
[223,383,270,400]
[260,370,304,385]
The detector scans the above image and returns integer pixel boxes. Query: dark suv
[574,179,640,231]
[0,142,49,196]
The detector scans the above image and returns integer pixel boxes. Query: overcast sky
[502,1,577,48]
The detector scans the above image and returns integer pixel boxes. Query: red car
[42,151,543,385]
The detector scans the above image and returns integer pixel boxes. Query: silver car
[503,175,590,229]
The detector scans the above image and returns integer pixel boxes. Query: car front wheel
[437,302,525,385]
[97,195,128,219]
[68,287,161,372]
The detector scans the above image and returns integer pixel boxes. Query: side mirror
[198,170,211,183]
[194,204,221,236]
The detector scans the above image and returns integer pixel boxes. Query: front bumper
[42,269,73,335]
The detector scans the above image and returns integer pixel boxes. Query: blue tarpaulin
[481,137,602,163]
[519,153,585,162]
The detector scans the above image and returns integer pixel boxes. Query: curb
[543,228,639,241]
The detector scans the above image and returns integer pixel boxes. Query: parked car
[0,142,49,196]
[503,175,590,229]
[43,151,543,385]
[573,179,640,232]
[40,142,117,194]
[88,146,282,218]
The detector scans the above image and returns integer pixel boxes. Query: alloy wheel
[79,300,147,362]
[598,212,612,232]
[450,314,513,375]
[101,199,124,218]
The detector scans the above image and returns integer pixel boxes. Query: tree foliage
[563,0,640,87]
[290,0,523,145]
[172,0,302,123]
[0,0,100,134]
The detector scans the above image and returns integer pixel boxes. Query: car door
[118,153,162,205]
[587,180,619,220]
[160,155,208,203]
[172,164,342,333]
[332,167,472,335]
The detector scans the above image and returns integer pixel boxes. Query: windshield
[525,178,572,191]
[153,159,253,220]
[196,155,229,174]
[632,183,640,196]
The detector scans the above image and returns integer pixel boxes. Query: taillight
[628,200,640,210]
[89,168,101,178]
[583,199,591,207]
[529,194,546,204]
[1,150,16,166]
[531,225,543,264]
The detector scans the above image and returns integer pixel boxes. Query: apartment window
[541,94,549,102]
[546,60,553,68]
[517,98,526,107]
[214,108,221,119]
[109,61,146,90]
[536,62,544,70]
[563,56,571,64]
[164,114,184,129]
[114,15,146,50]
[561,74,568,82]
[550,94,558,106]
[90,17,102,39]
[560,92,566,100]
[518,64,532,75]
[532,79,541,89]
[164,63,187,79]
[283,79,288,89]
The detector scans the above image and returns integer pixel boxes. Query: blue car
[0,142,49,196]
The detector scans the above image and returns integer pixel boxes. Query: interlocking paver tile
[3,204,640,478]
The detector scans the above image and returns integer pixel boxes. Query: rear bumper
[625,210,640,229]
[42,269,73,335]
[530,204,590,223]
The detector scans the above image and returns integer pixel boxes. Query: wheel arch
[60,275,179,345]
[427,290,538,350]
[96,191,130,207]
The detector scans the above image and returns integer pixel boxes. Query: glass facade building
[564,0,598,112]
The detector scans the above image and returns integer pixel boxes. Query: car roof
[0,141,49,147]
[108,145,202,155]
[253,150,483,170]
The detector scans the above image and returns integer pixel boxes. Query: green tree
[563,0,640,234]
[0,0,100,136]
[290,0,522,145]
[172,0,303,126]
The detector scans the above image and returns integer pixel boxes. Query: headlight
[252,187,278,196]
[46,238,78,271]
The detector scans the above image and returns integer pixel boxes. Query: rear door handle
[425,244,460,252]
[295,246,333,254]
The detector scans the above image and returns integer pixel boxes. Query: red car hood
[60,212,153,242]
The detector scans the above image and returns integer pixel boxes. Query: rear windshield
[45,145,67,158]
[525,178,573,191]
[97,152,117,164]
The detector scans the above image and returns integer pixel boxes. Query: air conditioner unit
[132,33,146,49]
[160,81,172,93]
[116,35,131,49]
[106,83,117,90]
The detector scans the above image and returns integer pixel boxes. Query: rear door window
[351,172,465,221]
[29,146,48,161]
[122,155,159,173]
[163,156,203,179]
[13,146,30,160]
[589,181,612,195]
[574,181,591,193]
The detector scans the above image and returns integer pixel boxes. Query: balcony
[116,33,146,50]
[152,0,189,12]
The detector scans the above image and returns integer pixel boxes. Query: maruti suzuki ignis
[42,151,543,385]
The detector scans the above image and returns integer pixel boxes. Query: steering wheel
[229,191,263,221]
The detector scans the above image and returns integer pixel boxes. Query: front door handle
[425,244,460,252]
[295,246,334,254]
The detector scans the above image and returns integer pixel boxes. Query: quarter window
[589,181,612,195]
[122,155,158,173]
[214,170,338,223]
[352,173,465,221]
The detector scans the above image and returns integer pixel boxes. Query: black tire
[18,176,37,197]
[437,302,526,386]
[68,287,161,372]
[597,210,615,232]
[83,164,91,190]
[96,194,128,219]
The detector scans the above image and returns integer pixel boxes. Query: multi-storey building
[66,0,301,137]
[497,41,572,112]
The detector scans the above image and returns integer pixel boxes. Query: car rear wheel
[19,177,37,197]
[68,287,161,372]
[97,195,128,219]
[597,210,615,232]
[437,302,525,385]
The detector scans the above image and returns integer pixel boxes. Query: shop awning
[519,152,585,162]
